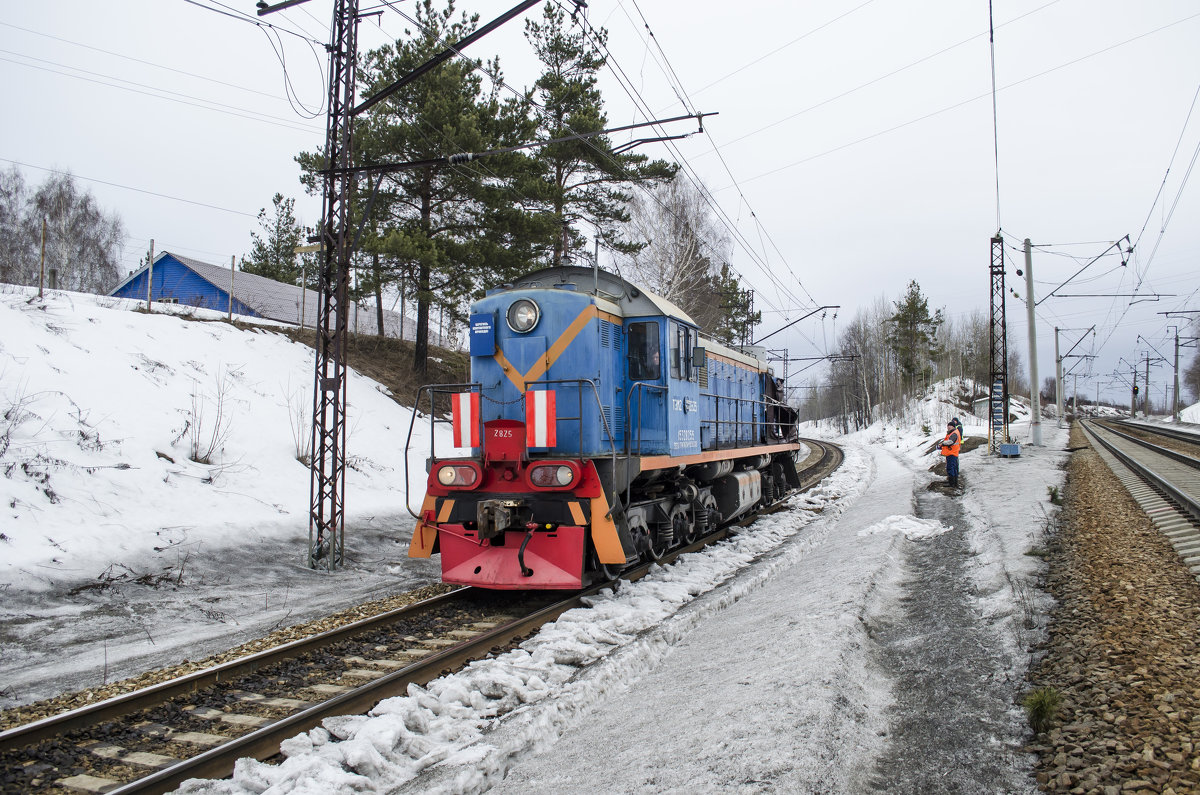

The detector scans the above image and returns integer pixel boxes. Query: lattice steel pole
[309,0,359,570]
[988,235,1009,454]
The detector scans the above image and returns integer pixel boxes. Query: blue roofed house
[110,251,457,346]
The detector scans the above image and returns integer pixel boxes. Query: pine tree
[886,279,944,389]
[524,2,675,267]
[241,193,310,285]
[299,0,537,372]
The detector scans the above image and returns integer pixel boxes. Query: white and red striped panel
[451,392,480,448]
[525,390,557,448]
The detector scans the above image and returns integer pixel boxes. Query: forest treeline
[798,279,1002,428]
[801,279,1200,427]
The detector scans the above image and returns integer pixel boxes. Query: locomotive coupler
[477,498,525,540]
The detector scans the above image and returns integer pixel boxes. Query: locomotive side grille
[602,404,624,438]
[600,319,617,348]
[698,361,709,389]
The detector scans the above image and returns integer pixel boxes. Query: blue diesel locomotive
[406,266,802,589]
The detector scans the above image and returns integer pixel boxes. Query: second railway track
[1,439,842,795]
[1080,419,1200,582]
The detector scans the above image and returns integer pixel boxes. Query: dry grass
[278,328,470,410]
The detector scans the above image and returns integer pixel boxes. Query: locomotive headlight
[506,299,540,333]
[529,463,576,488]
[436,464,479,488]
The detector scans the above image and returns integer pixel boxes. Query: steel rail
[1093,420,1200,475]
[1113,418,1200,449]
[0,588,473,750]
[1082,420,1200,523]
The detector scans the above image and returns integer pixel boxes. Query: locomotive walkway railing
[404,382,481,519]
[698,392,799,451]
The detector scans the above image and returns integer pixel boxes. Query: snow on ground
[180,394,1069,794]
[1178,401,1200,424]
[3,287,1074,792]
[0,287,447,707]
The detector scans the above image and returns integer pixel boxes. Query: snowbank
[0,286,442,592]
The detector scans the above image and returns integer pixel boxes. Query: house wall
[111,258,259,317]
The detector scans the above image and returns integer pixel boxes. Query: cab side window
[628,322,660,380]
[669,322,693,381]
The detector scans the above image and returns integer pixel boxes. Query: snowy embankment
[1,287,450,707]
[0,287,436,593]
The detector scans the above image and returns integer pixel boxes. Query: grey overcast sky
[2,1,1198,406]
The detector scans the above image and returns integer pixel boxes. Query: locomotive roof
[505,266,771,373]
[508,266,696,327]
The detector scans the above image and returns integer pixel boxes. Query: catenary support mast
[988,235,1009,454]
[307,0,359,569]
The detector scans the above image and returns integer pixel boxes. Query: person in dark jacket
[939,420,962,487]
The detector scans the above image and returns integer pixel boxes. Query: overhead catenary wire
[563,2,822,323]
[358,0,819,338]
[379,0,820,335]
[731,11,1200,189]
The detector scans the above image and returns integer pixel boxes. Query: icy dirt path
[479,444,925,794]
[867,479,1037,793]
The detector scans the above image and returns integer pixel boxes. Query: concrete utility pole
[1145,353,1151,417]
[1055,327,1064,426]
[1023,239,1042,444]
[1174,329,1181,422]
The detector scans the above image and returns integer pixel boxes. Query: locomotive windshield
[628,321,661,380]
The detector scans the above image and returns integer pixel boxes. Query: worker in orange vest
[939,420,962,487]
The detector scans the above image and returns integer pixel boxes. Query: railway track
[0,439,841,795]
[1080,419,1200,583]
[1110,417,1200,456]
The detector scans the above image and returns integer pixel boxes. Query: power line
[566,3,818,318]
[0,20,288,104]
[181,0,325,45]
[703,0,1065,153]
[0,53,322,134]
[732,11,1200,188]
[0,158,259,218]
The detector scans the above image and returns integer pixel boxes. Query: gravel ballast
[1026,422,1200,794]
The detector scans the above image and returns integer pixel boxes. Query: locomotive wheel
[699,494,719,537]
[587,546,623,582]
[628,516,661,563]
[672,504,697,546]
[645,515,672,562]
